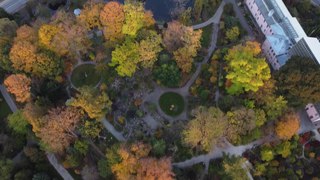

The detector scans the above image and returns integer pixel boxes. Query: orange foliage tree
[77,0,104,30]
[38,106,82,153]
[111,142,174,180]
[99,1,125,43]
[4,74,31,103]
[275,111,300,140]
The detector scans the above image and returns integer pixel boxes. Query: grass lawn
[0,93,11,120]
[159,92,185,117]
[201,25,213,48]
[71,64,101,88]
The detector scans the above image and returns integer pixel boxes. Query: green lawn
[159,92,185,117]
[71,64,101,88]
[201,25,213,48]
[0,93,11,120]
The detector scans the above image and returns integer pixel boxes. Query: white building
[305,103,320,127]
[245,0,320,69]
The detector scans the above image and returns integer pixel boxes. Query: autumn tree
[110,38,140,77]
[10,25,63,79]
[4,74,31,103]
[275,111,300,140]
[99,1,125,43]
[77,0,103,30]
[138,30,162,68]
[225,41,270,95]
[38,24,58,47]
[48,11,92,58]
[66,86,112,120]
[122,1,154,37]
[111,142,174,180]
[23,102,48,134]
[137,157,175,180]
[274,56,320,107]
[163,21,202,73]
[38,106,82,153]
[226,107,258,144]
[182,106,227,151]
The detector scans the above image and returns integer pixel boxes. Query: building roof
[303,37,320,65]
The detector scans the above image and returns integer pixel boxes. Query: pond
[115,0,193,22]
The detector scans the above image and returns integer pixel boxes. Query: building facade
[245,0,320,69]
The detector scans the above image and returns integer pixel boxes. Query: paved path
[173,136,272,168]
[0,84,74,180]
[0,0,28,14]
[101,118,126,141]
[0,85,18,112]
[47,153,74,180]
[192,1,226,30]
[225,0,254,37]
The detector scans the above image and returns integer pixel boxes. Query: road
[0,85,74,180]
[311,0,320,6]
[0,0,28,14]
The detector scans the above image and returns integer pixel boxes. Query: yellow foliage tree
[38,24,59,47]
[226,26,240,42]
[66,86,112,120]
[138,30,162,68]
[4,74,31,103]
[275,112,300,140]
[77,0,103,30]
[122,1,147,37]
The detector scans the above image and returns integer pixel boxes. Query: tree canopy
[225,41,270,95]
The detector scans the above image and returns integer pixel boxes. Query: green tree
[110,38,139,77]
[275,141,292,158]
[260,146,274,161]
[153,61,181,87]
[274,56,320,107]
[222,155,249,180]
[151,139,166,157]
[225,41,271,95]
[0,158,13,180]
[182,107,227,151]
[193,0,204,21]
[226,26,240,42]
[7,110,29,135]
[0,18,18,38]
[74,140,89,155]
[79,119,103,138]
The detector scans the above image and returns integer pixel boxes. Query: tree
[122,1,149,37]
[0,158,13,180]
[49,11,92,58]
[222,155,249,180]
[0,18,18,38]
[23,102,47,134]
[7,110,29,134]
[10,25,63,79]
[77,0,103,30]
[226,107,258,144]
[225,41,271,95]
[138,30,162,68]
[182,107,227,151]
[137,157,174,180]
[79,119,103,138]
[99,1,125,43]
[0,36,13,71]
[38,106,82,153]
[226,26,240,42]
[263,96,287,120]
[260,146,274,161]
[275,141,292,158]
[163,21,185,52]
[274,56,320,107]
[66,86,112,120]
[38,24,59,47]
[110,38,140,77]
[275,111,300,140]
[153,61,181,87]
[193,0,204,21]
[4,74,31,103]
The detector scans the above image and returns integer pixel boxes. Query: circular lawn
[71,64,101,88]
[159,92,185,117]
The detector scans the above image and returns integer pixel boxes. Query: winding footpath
[0,85,74,180]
